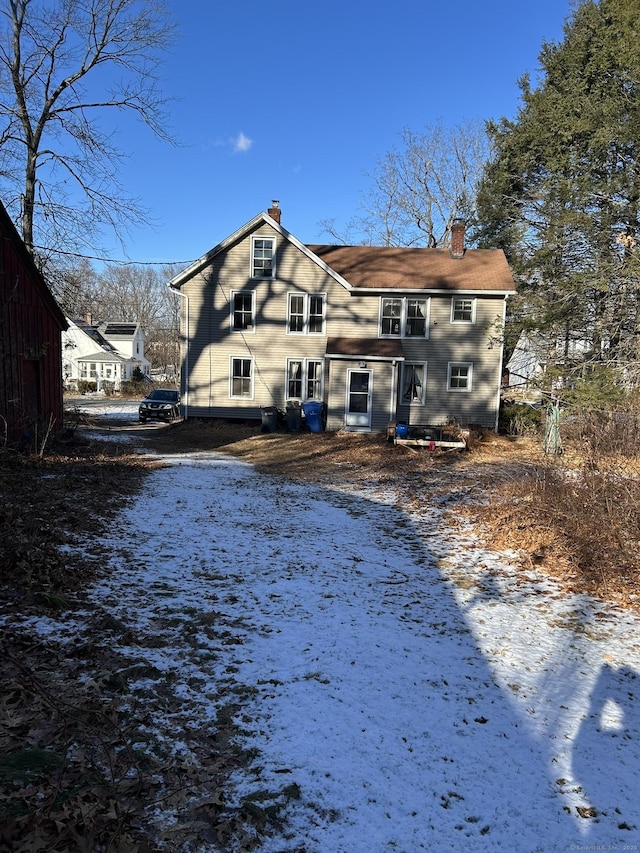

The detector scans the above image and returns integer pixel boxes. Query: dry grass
[1,409,639,849]
[466,411,640,612]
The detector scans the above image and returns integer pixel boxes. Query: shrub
[499,401,542,436]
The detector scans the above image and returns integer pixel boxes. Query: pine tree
[478,0,640,389]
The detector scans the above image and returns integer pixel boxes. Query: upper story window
[447,361,473,392]
[380,297,429,338]
[451,297,475,324]
[287,292,326,335]
[231,291,255,331]
[252,237,275,279]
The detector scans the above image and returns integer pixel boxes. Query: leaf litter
[1,410,640,851]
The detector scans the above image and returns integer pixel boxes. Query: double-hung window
[286,358,323,400]
[380,297,429,338]
[287,293,326,335]
[451,297,475,323]
[252,237,275,279]
[381,298,402,336]
[447,362,473,392]
[231,291,255,331]
[230,356,253,398]
[402,362,427,405]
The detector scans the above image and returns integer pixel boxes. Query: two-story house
[62,317,150,391]
[169,203,516,432]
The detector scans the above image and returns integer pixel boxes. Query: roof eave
[325,352,405,362]
[352,287,515,296]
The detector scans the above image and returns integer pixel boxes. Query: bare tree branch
[320,121,491,247]
[0,0,177,256]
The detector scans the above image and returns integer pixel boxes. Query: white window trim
[229,355,254,399]
[251,236,276,280]
[401,362,428,405]
[286,292,326,336]
[450,296,476,324]
[285,357,324,401]
[447,361,473,392]
[230,290,256,333]
[379,296,430,339]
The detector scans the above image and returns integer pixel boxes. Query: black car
[139,389,181,423]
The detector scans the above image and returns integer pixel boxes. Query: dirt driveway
[3,411,640,851]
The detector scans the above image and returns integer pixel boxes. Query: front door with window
[345,369,372,430]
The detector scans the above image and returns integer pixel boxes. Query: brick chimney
[450,218,466,259]
[268,199,281,224]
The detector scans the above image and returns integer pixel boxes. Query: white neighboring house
[505,330,594,393]
[62,318,150,391]
[505,332,546,390]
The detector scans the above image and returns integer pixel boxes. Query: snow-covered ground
[9,433,640,851]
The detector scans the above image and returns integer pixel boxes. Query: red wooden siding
[0,203,67,443]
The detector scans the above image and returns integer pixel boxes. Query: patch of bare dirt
[140,416,541,490]
[1,413,637,850]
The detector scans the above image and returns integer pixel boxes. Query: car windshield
[147,389,179,402]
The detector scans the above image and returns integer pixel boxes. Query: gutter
[494,297,509,433]
[172,287,190,420]
[390,359,399,425]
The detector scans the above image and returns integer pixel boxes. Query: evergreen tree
[478,0,640,388]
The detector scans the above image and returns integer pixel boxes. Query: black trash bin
[301,400,324,433]
[285,400,302,433]
[260,405,278,433]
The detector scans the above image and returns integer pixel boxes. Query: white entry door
[345,369,372,430]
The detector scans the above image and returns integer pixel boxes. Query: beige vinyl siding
[396,295,505,427]
[182,225,347,418]
[325,359,395,432]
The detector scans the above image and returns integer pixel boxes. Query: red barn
[0,200,68,446]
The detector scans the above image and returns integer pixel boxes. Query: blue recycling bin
[302,400,324,433]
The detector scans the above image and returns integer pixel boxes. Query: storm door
[345,369,372,430]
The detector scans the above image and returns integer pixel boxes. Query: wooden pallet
[390,423,468,452]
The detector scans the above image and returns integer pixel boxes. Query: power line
[33,243,194,267]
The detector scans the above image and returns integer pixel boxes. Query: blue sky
[111,0,572,267]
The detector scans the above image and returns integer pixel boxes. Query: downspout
[390,359,398,425]
[494,297,508,432]
[174,288,190,420]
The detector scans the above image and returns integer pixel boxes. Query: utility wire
[32,243,194,267]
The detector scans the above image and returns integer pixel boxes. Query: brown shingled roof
[307,245,516,293]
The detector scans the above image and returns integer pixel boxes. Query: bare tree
[0,0,176,258]
[321,121,491,247]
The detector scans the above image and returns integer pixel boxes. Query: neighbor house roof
[307,245,516,294]
[76,351,130,364]
[99,322,140,339]
[71,318,116,351]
